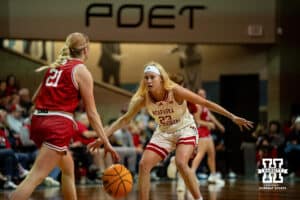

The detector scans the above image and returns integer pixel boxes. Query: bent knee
[139,160,153,174]
[175,159,189,172]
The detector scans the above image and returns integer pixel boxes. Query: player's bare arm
[173,85,253,131]
[106,96,145,137]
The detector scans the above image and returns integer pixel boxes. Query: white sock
[195,196,203,200]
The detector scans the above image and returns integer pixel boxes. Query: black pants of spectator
[70,146,95,180]
[286,149,300,174]
[216,150,227,175]
[0,149,18,179]
[102,66,120,87]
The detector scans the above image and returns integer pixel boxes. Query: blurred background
[0,0,300,192]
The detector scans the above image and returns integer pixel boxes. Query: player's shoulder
[170,85,186,102]
[171,84,184,95]
[74,63,88,74]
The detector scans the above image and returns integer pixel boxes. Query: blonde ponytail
[35,45,70,72]
[36,32,88,72]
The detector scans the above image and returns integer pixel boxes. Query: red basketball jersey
[200,107,210,121]
[35,59,83,113]
[198,107,211,138]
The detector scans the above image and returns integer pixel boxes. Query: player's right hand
[103,142,120,163]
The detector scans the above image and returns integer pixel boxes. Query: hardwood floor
[1,178,299,200]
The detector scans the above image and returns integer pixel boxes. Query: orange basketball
[102,164,133,198]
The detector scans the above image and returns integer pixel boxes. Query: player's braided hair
[36,32,89,72]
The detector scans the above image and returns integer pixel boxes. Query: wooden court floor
[1,178,299,200]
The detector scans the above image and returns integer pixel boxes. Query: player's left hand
[232,115,254,131]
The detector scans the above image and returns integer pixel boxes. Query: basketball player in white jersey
[88,61,253,200]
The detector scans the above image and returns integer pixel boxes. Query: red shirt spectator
[0,128,11,148]
[73,121,96,145]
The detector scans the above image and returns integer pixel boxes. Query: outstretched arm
[76,65,119,162]
[106,97,145,137]
[76,65,109,143]
[173,85,253,131]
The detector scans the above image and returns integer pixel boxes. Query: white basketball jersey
[145,90,195,132]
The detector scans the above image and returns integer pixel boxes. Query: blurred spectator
[71,113,99,184]
[135,108,150,130]
[0,130,19,189]
[169,44,202,91]
[6,104,26,143]
[19,88,33,118]
[0,95,11,111]
[213,131,227,176]
[0,109,29,189]
[256,137,274,168]
[23,40,32,54]
[5,74,19,96]
[0,80,6,98]
[267,120,285,157]
[40,41,47,61]
[128,121,144,173]
[285,116,300,177]
[98,42,122,86]
[255,121,284,168]
[143,119,156,148]
[111,124,137,175]
[251,123,266,141]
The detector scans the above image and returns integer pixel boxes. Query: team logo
[157,102,164,106]
[258,158,288,183]
[257,158,288,191]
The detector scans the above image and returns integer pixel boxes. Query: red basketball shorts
[30,115,75,152]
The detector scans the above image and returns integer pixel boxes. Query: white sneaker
[228,171,237,179]
[150,171,160,181]
[3,181,17,190]
[197,173,208,180]
[208,174,215,183]
[215,178,225,186]
[167,156,177,179]
[44,177,60,187]
[215,172,222,179]
[289,172,295,179]
[176,174,186,192]
[208,184,224,192]
[208,174,225,185]
[176,191,185,200]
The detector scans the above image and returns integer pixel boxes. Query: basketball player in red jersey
[88,62,253,200]
[191,89,225,185]
[10,32,119,200]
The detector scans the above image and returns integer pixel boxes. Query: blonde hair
[36,32,89,72]
[132,61,176,101]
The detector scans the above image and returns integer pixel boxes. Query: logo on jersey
[157,102,164,106]
[152,108,174,115]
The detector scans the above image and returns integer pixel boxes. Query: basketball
[102,164,133,198]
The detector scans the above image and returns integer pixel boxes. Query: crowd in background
[1,74,300,190]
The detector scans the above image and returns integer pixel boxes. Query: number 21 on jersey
[45,69,63,87]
